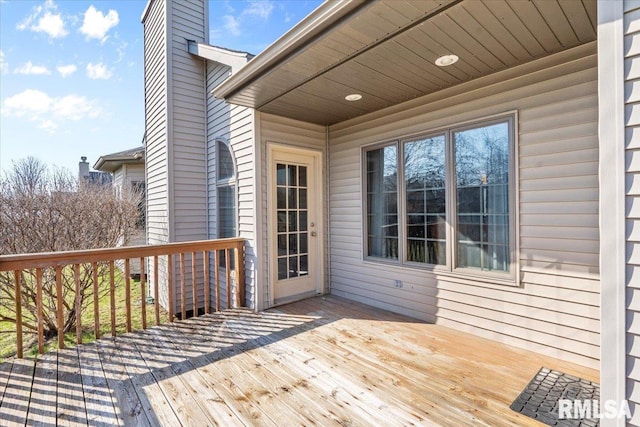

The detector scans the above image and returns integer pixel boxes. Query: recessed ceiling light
[345,94,362,102]
[435,54,459,67]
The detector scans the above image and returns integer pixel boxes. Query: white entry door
[269,145,323,305]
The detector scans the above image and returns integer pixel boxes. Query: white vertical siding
[142,0,169,307]
[626,1,640,422]
[259,114,327,308]
[207,61,257,308]
[328,44,599,369]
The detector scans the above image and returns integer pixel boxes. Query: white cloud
[79,5,119,43]
[56,64,77,78]
[223,15,240,36]
[1,89,102,132]
[17,1,68,39]
[52,95,101,120]
[244,1,274,20]
[86,62,112,80]
[0,51,8,74]
[14,61,51,76]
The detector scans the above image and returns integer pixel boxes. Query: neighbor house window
[131,181,146,229]
[363,115,515,279]
[216,140,237,265]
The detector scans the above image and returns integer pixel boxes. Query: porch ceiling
[213,0,596,126]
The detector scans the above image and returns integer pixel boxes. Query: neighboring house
[78,156,112,186]
[93,145,146,247]
[142,0,638,423]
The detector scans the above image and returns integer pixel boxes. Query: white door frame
[267,143,324,307]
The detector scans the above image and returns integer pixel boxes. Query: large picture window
[363,115,515,280]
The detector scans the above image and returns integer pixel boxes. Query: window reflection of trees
[365,117,512,274]
[405,136,446,265]
[454,123,510,272]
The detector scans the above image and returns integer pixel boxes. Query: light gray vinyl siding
[328,44,599,369]
[259,113,327,308]
[207,61,256,309]
[626,1,640,422]
[143,0,207,313]
[142,0,168,307]
[168,0,207,313]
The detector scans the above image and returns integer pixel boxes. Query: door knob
[310,222,315,227]
[311,231,317,237]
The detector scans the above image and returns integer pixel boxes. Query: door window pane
[404,135,446,265]
[454,121,510,272]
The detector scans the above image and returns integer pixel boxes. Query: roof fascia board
[213,0,365,99]
[141,0,154,23]
[187,41,251,73]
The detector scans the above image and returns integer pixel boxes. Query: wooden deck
[0,296,598,426]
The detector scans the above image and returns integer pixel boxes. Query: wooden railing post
[180,253,186,320]
[125,259,131,333]
[225,249,231,309]
[14,270,23,359]
[92,263,100,340]
[140,257,146,330]
[191,252,197,317]
[203,251,210,315]
[109,260,116,337]
[36,268,44,354]
[235,241,245,307]
[55,266,64,349]
[168,254,174,322]
[74,264,82,344]
[153,255,160,325]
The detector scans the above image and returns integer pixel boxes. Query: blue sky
[0,0,322,174]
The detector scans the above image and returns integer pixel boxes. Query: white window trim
[362,112,520,286]
[215,137,238,239]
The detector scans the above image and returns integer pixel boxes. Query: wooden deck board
[0,358,35,427]
[76,343,120,426]
[56,348,88,426]
[26,351,58,427]
[0,295,600,427]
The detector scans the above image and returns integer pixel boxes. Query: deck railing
[0,238,246,358]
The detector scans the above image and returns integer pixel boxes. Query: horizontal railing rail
[0,238,246,359]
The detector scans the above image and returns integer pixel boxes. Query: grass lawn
[0,273,170,362]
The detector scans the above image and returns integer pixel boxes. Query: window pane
[404,135,446,265]
[454,121,510,272]
[299,166,307,187]
[366,145,398,259]
[217,142,235,180]
[277,163,286,186]
[217,185,236,238]
[277,258,287,280]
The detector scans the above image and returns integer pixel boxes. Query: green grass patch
[1,273,170,362]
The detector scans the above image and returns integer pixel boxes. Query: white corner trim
[598,1,626,426]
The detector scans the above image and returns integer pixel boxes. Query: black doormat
[510,367,600,426]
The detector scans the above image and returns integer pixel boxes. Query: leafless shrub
[0,157,142,339]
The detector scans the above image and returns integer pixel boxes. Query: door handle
[311,231,317,237]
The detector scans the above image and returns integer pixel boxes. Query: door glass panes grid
[276,163,309,280]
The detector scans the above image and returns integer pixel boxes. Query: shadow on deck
[0,295,598,426]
